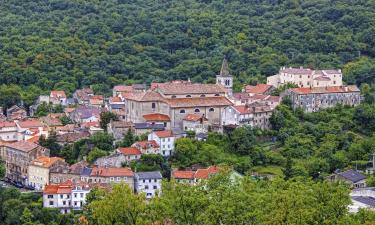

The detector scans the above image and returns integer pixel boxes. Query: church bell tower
[216,57,233,96]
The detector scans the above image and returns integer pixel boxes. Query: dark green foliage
[99,111,118,131]
[0,0,374,96]
[120,129,136,147]
[130,154,171,178]
[38,132,62,157]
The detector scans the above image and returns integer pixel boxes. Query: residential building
[222,102,273,129]
[135,171,162,199]
[69,106,101,123]
[4,141,50,185]
[16,119,47,141]
[350,187,375,213]
[6,105,27,120]
[142,113,171,129]
[84,167,134,189]
[56,131,90,145]
[108,96,126,120]
[326,169,367,188]
[243,84,274,96]
[43,180,106,214]
[89,95,104,108]
[148,130,176,157]
[40,115,63,133]
[267,67,343,88]
[0,121,18,141]
[182,114,209,134]
[117,147,142,163]
[73,88,94,105]
[134,123,165,136]
[113,84,145,97]
[107,121,134,142]
[28,156,67,190]
[171,170,195,184]
[50,161,88,184]
[94,153,127,168]
[132,140,160,154]
[284,85,361,112]
[50,91,67,105]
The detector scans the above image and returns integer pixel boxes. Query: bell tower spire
[216,57,233,96]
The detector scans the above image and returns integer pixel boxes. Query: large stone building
[121,59,233,131]
[267,67,343,88]
[2,141,49,185]
[284,85,361,112]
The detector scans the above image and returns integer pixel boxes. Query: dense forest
[1,0,375,101]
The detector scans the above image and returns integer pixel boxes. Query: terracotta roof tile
[50,90,66,98]
[154,130,173,138]
[7,141,41,152]
[118,147,142,156]
[0,121,16,128]
[234,104,273,114]
[183,114,207,122]
[113,85,133,92]
[195,166,220,179]
[132,140,159,149]
[31,156,65,168]
[90,167,134,177]
[167,96,232,108]
[172,170,195,179]
[143,113,170,122]
[289,85,360,94]
[153,81,227,95]
[245,84,273,94]
[18,119,43,128]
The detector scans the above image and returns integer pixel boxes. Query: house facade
[267,67,343,88]
[4,141,50,185]
[284,85,361,112]
[135,171,162,199]
[148,130,176,157]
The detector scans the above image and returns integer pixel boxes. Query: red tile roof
[113,85,133,92]
[18,119,43,128]
[110,96,122,103]
[234,104,273,114]
[143,113,170,122]
[167,96,232,108]
[27,136,40,143]
[0,121,16,128]
[289,85,360,95]
[90,167,134,177]
[183,114,207,122]
[31,156,65,168]
[132,140,159,149]
[245,84,273,94]
[154,130,173,138]
[195,166,220,179]
[118,147,142,156]
[50,90,66,98]
[89,95,104,105]
[152,81,227,95]
[64,107,75,113]
[172,170,195,179]
[7,141,41,152]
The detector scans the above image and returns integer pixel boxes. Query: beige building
[81,167,135,190]
[267,67,343,88]
[3,141,50,185]
[28,156,67,190]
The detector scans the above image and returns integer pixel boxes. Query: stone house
[4,141,50,185]
[50,161,88,184]
[327,169,367,188]
[222,103,273,129]
[107,120,134,142]
[83,167,134,190]
[243,84,274,96]
[50,91,67,106]
[135,171,162,199]
[142,113,171,129]
[7,105,27,120]
[69,106,101,123]
[73,88,94,105]
[28,156,67,190]
[284,85,361,112]
[267,67,343,88]
[182,114,209,134]
[0,121,18,141]
[131,140,160,155]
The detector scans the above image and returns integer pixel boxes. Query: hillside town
[0,58,372,214]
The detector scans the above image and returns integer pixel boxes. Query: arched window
[214,94,220,96]
[194,108,200,113]
[151,103,156,109]
[171,95,176,98]
[180,109,185,114]
[209,108,214,112]
[186,95,191,98]
[200,94,205,98]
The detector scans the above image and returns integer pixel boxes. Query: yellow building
[28,156,67,190]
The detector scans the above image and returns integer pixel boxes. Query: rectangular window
[153,186,157,190]
[49,201,54,206]
[145,185,149,190]
[80,193,84,198]
[48,195,53,199]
